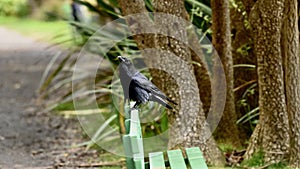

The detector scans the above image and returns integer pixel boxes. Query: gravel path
[0,27,102,169]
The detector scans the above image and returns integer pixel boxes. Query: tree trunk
[245,0,290,163]
[282,0,300,166]
[118,0,225,165]
[211,0,241,147]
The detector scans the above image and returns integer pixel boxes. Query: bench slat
[123,110,144,169]
[125,119,130,134]
[134,157,145,169]
[186,147,208,169]
[167,150,187,169]
[149,152,166,169]
[130,110,140,137]
[123,135,134,169]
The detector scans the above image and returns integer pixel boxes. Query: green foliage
[236,83,259,131]
[236,43,252,56]
[234,64,258,133]
[74,0,121,19]
[185,0,212,39]
[142,111,169,138]
[218,143,235,153]
[0,0,28,17]
[241,150,290,169]
[267,162,290,169]
[33,0,67,21]
[236,107,259,125]
[81,114,118,149]
[0,16,72,46]
[53,102,75,111]
[186,0,211,16]
[230,0,251,30]
[241,150,264,167]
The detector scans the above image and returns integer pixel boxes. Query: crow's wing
[131,85,150,103]
[132,73,178,105]
[131,73,174,109]
[132,73,168,99]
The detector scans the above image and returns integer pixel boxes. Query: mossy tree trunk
[246,0,290,162]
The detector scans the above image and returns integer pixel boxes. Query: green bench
[122,109,208,169]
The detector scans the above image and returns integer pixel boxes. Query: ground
[0,27,124,169]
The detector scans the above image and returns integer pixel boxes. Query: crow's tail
[151,95,173,109]
[166,97,178,105]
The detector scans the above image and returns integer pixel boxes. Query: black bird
[117,56,177,110]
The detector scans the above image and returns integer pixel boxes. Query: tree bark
[211,0,241,146]
[245,0,290,163]
[118,0,225,165]
[152,0,224,165]
[282,0,300,166]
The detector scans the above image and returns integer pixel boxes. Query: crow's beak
[117,56,125,62]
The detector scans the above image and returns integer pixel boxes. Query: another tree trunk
[245,0,290,163]
[211,0,241,146]
[282,0,300,166]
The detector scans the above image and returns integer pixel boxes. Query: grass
[0,16,74,47]
[241,150,291,169]
[241,150,264,168]
[53,102,75,111]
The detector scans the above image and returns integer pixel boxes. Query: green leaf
[185,0,212,16]
[87,114,117,149]
[233,64,256,69]
[236,107,259,124]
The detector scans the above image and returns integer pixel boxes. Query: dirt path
[0,27,104,169]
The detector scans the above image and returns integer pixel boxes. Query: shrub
[32,0,66,21]
[0,0,28,17]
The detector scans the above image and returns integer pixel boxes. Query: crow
[117,56,177,110]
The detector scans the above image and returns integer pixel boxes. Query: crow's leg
[132,101,141,110]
